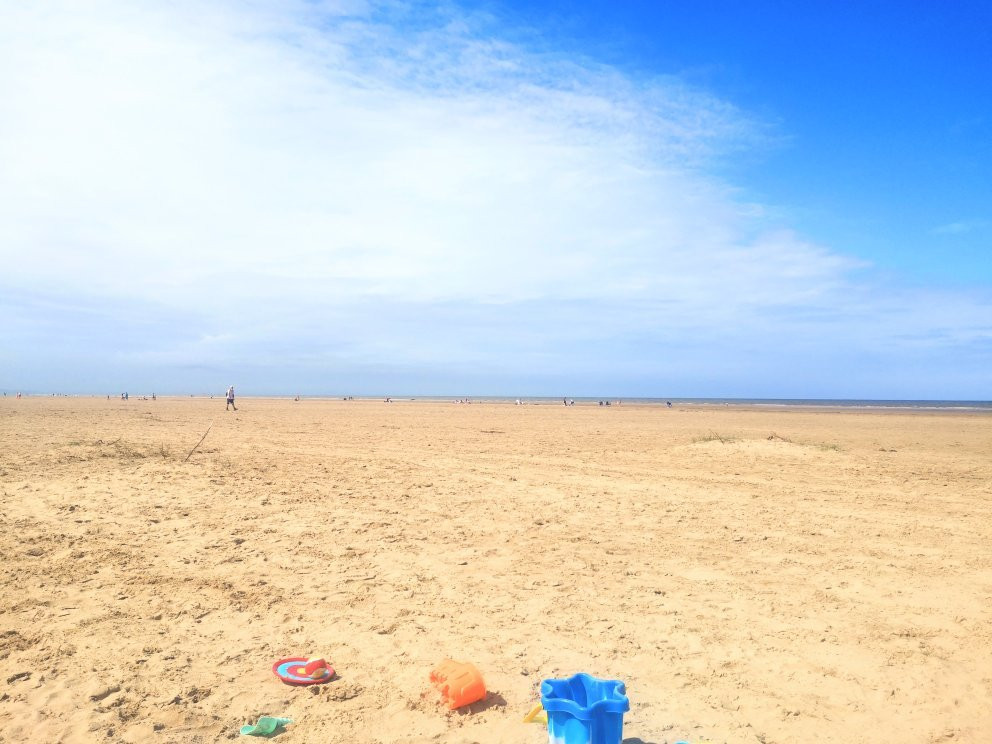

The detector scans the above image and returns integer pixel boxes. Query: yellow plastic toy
[522,703,548,725]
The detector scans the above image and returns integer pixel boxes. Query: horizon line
[5,392,990,406]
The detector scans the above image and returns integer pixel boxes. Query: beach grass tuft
[693,431,737,444]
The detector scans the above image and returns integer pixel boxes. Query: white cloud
[0,0,769,304]
[1,0,989,396]
[932,220,987,235]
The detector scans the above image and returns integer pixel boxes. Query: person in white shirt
[226,385,237,411]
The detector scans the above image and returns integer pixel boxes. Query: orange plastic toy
[430,660,486,709]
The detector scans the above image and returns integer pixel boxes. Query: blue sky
[478,0,992,282]
[1,0,989,398]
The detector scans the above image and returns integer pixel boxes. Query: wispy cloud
[932,220,987,235]
[1,1,989,397]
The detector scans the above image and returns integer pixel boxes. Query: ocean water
[402,396,992,410]
[20,393,987,410]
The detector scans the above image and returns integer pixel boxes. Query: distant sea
[9,394,990,411]
[358,396,992,411]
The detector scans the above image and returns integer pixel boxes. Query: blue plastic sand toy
[540,672,629,744]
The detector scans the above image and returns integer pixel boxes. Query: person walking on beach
[226,385,237,411]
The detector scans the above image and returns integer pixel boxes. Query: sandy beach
[1,396,990,743]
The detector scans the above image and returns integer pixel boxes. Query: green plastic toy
[240,716,293,737]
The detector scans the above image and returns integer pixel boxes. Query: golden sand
[1,397,990,743]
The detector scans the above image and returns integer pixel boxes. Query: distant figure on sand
[226,385,237,411]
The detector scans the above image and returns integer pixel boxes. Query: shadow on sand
[457,691,507,714]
